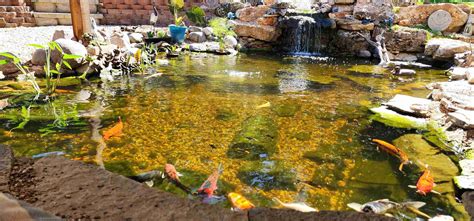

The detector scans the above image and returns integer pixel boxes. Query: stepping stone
[384,94,432,117]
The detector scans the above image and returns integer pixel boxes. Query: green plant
[0,53,41,99]
[12,105,30,130]
[157,30,167,38]
[168,0,185,26]
[39,102,85,136]
[186,6,206,26]
[28,42,82,96]
[209,18,236,50]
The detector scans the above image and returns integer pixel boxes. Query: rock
[75,63,97,75]
[353,0,393,21]
[448,109,474,129]
[336,18,374,31]
[52,29,73,41]
[455,175,474,190]
[51,39,87,69]
[214,2,245,17]
[236,5,270,22]
[370,106,428,129]
[86,46,100,56]
[425,38,471,61]
[189,43,207,52]
[0,145,13,192]
[357,50,371,58]
[223,35,237,48]
[330,30,370,56]
[429,215,454,221]
[385,26,429,53]
[257,16,278,26]
[392,53,418,62]
[428,10,453,32]
[128,33,143,43]
[110,32,131,49]
[429,80,474,97]
[467,68,474,84]
[227,115,278,160]
[31,49,46,66]
[397,4,468,33]
[397,69,416,75]
[393,134,459,182]
[188,26,202,33]
[0,53,19,77]
[384,94,432,117]
[448,67,468,80]
[237,161,296,190]
[202,27,214,37]
[231,20,281,42]
[188,32,206,43]
[460,160,474,175]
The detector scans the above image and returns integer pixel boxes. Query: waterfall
[278,14,332,56]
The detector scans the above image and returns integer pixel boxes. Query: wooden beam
[70,0,91,40]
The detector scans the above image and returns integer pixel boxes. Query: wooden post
[70,0,91,40]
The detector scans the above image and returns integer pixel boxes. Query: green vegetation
[168,0,185,26]
[186,6,206,26]
[209,18,236,50]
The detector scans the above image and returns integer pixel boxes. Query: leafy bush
[186,6,206,26]
[168,0,185,26]
[209,18,236,50]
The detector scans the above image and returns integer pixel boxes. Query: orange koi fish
[228,192,255,211]
[164,164,180,182]
[103,117,123,140]
[409,166,440,196]
[197,164,223,197]
[372,139,409,172]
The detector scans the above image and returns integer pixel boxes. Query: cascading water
[278,13,333,56]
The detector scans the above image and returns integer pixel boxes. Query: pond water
[0,52,466,219]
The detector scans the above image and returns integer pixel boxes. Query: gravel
[0,26,73,62]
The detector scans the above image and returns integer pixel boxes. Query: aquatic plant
[28,42,83,95]
[12,105,30,130]
[209,18,236,50]
[0,53,41,99]
[186,6,206,26]
[168,0,185,26]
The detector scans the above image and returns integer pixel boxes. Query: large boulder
[51,39,87,69]
[425,38,471,61]
[214,2,245,17]
[385,26,429,53]
[236,5,270,22]
[31,49,47,66]
[353,0,393,21]
[329,30,370,56]
[231,20,281,42]
[336,18,374,31]
[0,53,19,79]
[397,4,468,33]
[188,32,206,43]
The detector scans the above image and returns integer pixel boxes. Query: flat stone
[370,106,428,129]
[384,94,432,117]
[430,80,474,97]
[128,33,143,43]
[449,67,468,80]
[460,160,474,176]
[455,175,474,190]
[336,18,374,31]
[467,68,474,84]
[235,5,269,22]
[448,109,474,129]
[428,10,453,32]
[425,38,471,61]
[189,43,207,52]
[188,32,206,43]
[231,20,280,42]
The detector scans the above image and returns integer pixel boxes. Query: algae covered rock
[237,160,296,191]
[271,102,301,117]
[370,106,427,130]
[227,115,278,160]
[393,134,459,182]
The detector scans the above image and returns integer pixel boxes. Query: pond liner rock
[0,145,396,221]
[227,115,278,160]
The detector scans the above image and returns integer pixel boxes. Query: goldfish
[409,166,440,196]
[372,139,410,172]
[197,164,223,197]
[348,199,429,218]
[228,192,255,211]
[273,198,318,213]
[164,164,182,182]
[103,117,123,140]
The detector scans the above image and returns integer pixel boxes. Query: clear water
[0,52,467,219]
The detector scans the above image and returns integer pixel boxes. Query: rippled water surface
[0,53,466,219]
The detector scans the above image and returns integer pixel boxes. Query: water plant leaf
[0,60,7,65]
[0,52,20,64]
[55,63,61,71]
[48,41,63,53]
[50,70,60,74]
[28,44,45,49]
[63,60,72,70]
[63,54,82,60]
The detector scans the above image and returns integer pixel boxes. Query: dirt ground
[1,145,397,221]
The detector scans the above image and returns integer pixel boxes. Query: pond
[0,52,466,219]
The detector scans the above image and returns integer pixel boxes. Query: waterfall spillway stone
[278,14,334,56]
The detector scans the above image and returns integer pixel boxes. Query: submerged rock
[370,106,428,130]
[271,102,301,117]
[237,160,296,190]
[227,115,278,160]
